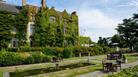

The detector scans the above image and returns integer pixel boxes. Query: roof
[0,3,19,13]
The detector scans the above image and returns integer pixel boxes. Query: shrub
[23,56,34,64]
[43,47,56,56]
[62,47,73,58]
[92,45,104,55]
[52,47,64,57]
[102,46,113,54]
[0,51,23,66]
[31,53,44,63]
[7,47,43,52]
[42,55,52,62]
[72,46,89,57]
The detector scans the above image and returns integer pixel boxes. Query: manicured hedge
[0,51,52,67]
[7,46,114,57]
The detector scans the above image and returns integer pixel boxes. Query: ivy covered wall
[0,11,15,49]
[0,5,79,48]
[33,7,79,47]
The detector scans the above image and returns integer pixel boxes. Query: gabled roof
[0,3,20,13]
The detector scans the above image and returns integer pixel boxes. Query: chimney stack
[22,0,26,6]
[42,0,46,8]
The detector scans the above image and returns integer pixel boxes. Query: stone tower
[22,0,26,6]
[42,0,46,8]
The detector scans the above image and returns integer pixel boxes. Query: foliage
[107,65,138,77]
[43,47,56,56]
[116,13,138,51]
[62,47,73,58]
[34,8,79,47]
[97,37,109,46]
[92,45,104,55]
[0,51,52,67]
[79,36,92,45]
[0,11,15,49]
[109,34,127,48]
[23,56,34,64]
[15,6,29,47]
[0,51,23,66]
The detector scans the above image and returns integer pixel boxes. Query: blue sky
[6,0,138,42]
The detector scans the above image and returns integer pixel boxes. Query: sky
[5,0,138,42]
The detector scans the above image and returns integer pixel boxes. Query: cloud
[78,8,120,42]
[117,0,138,7]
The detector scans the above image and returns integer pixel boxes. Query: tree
[116,13,138,51]
[97,37,109,46]
[109,34,127,48]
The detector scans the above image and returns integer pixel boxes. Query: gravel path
[76,61,138,77]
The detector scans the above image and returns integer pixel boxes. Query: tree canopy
[116,13,138,51]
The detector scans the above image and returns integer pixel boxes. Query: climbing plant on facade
[15,6,29,47]
[0,11,15,49]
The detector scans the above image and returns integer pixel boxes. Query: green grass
[0,72,3,77]
[125,54,138,63]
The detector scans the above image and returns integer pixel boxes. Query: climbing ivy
[15,6,29,47]
[34,7,79,47]
[0,5,79,48]
[0,11,15,49]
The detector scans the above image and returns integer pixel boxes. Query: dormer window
[50,16,56,22]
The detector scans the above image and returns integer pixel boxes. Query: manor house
[0,0,79,47]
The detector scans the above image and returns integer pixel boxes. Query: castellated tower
[42,0,46,8]
[22,0,26,6]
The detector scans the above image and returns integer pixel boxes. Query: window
[30,24,35,35]
[49,16,56,22]
[12,38,18,47]
[63,21,68,35]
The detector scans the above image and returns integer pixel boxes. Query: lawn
[125,53,138,63]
